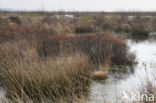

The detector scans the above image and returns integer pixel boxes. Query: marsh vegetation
[0,11,156,103]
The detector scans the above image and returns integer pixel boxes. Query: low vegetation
[0,33,136,102]
[0,25,56,42]
[0,11,140,102]
[130,28,149,38]
[75,26,94,33]
[8,16,21,25]
[0,41,90,102]
[38,34,135,66]
[0,11,155,39]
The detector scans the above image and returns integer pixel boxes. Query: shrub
[75,26,94,33]
[79,14,92,26]
[130,28,149,38]
[0,25,57,42]
[38,34,135,66]
[0,16,8,26]
[8,16,21,25]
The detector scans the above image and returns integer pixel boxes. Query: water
[89,39,156,103]
[0,39,156,102]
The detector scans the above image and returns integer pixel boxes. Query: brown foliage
[8,16,21,25]
[38,34,135,65]
[0,25,57,42]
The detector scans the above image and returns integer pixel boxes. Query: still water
[89,39,156,103]
[0,39,156,103]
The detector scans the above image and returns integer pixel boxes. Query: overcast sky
[0,0,156,11]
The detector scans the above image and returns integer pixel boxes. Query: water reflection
[89,38,156,103]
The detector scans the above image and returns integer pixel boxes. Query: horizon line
[1,8,156,13]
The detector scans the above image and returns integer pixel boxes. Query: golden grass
[0,40,91,102]
[91,58,110,80]
[91,71,108,80]
[1,95,90,103]
[144,81,156,103]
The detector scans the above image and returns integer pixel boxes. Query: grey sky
[0,0,156,11]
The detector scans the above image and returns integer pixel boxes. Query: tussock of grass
[0,41,91,102]
[91,71,108,80]
[91,61,109,80]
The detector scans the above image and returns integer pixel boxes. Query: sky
[0,0,156,11]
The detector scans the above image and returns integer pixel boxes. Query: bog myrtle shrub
[38,34,135,65]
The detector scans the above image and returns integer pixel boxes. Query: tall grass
[91,56,110,80]
[0,40,91,102]
[145,82,156,103]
